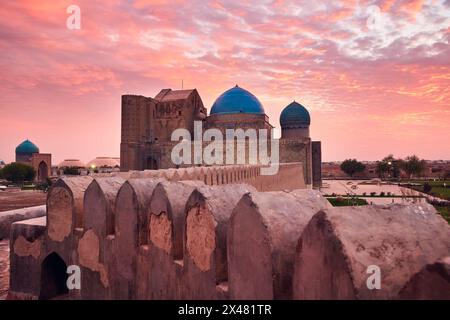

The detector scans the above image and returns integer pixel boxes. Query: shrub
[423,182,432,193]
[2,162,36,183]
[380,192,386,197]
[36,177,53,192]
[63,167,80,175]
[340,159,366,177]
[370,192,377,196]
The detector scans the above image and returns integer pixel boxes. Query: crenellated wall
[7,164,450,300]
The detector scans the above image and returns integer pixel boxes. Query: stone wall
[279,139,311,186]
[7,165,450,300]
[311,141,322,189]
[0,206,46,239]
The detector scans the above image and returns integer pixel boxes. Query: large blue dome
[16,139,39,154]
[280,101,311,128]
[210,86,265,115]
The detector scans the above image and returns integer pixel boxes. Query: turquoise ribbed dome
[280,101,310,128]
[210,85,265,115]
[15,139,39,154]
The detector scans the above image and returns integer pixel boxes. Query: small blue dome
[280,101,311,128]
[210,85,265,115]
[16,139,39,154]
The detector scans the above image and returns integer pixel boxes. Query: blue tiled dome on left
[210,85,265,115]
[280,101,311,128]
[16,139,40,154]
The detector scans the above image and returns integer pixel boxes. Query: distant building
[15,139,51,182]
[0,159,5,169]
[58,159,86,168]
[424,160,450,178]
[87,157,120,173]
[57,159,86,175]
[56,158,120,175]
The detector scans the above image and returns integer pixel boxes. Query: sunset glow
[0,0,449,163]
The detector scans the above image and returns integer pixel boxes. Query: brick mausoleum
[120,85,322,188]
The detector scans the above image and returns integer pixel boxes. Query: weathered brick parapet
[7,165,450,300]
[292,204,450,300]
[0,206,46,239]
[110,162,306,191]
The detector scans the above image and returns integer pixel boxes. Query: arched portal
[39,252,68,300]
[38,161,48,181]
[146,157,158,170]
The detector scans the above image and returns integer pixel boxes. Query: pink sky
[0,0,449,164]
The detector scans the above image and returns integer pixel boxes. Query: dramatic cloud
[0,0,449,163]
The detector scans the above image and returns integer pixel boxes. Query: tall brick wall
[312,141,322,189]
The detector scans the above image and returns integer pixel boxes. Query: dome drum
[280,101,311,139]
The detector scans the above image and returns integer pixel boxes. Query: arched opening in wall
[39,252,69,300]
[38,161,48,181]
[146,157,158,170]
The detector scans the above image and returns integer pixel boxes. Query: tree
[376,154,402,179]
[402,155,425,179]
[2,162,36,183]
[340,159,366,177]
[376,161,389,179]
[0,168,4,179]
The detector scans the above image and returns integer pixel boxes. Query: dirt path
[0,190,46,212]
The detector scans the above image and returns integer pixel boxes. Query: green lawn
[411,180,450,187]
[327,197,368,207]
[429,186,450,200]
[434,206,450,224]
[407,180,450,201]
